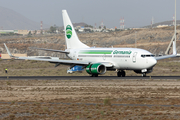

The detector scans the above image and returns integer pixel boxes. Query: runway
[0,76,180,80]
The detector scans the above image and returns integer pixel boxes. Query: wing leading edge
[155,40,178,60]
[4,43,114,67]
[155,54,177,60]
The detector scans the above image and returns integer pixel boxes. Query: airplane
[4,10,178,77]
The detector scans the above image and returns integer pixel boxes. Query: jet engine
[86,63,106,75]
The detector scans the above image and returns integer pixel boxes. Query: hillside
[0,27,180,57]
[59,22,88,30]
[0,6,49,30]
[144,20,180,28]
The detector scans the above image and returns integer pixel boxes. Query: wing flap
[4,43,114,67]
[17,56,89,65]
[17,57,114,67]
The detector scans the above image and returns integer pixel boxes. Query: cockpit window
[141,54,155,58]
[141,55,145,57]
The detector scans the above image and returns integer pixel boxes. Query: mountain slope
[144,20,180,28]
[59,22,88,30]
[0,6,49,30]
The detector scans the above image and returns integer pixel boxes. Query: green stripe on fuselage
[79,50,113,54]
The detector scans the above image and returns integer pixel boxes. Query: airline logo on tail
[66,25,72,39]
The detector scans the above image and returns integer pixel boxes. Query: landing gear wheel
[142,73,146,77]
[117,70,126,77]
[117,71,122,77]
[91,74,98,77]
[122,70,126,77]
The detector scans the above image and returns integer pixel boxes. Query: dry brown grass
[0,79,179,119]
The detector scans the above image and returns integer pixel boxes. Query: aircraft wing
[17,56,113,67]
[30,47,69,53]
[18,56,90,65]
[155,54,177,60]
[4,43,114,67]
[155,40,178,60]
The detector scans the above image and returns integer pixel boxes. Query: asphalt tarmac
[0,76,180,80]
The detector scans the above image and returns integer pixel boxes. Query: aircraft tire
[122,70,126,77]
[117,71,122,77]
[142,73,146,77]
[91,74,98,77]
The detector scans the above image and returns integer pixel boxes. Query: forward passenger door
[132,52,137,63]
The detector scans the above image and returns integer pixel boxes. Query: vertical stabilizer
[62,10,89,49]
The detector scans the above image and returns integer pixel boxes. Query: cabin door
[132,52,137,63]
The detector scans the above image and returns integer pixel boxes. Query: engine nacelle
[134,68,153,74]
[86,63,106,75]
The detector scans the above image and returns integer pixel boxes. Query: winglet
[173,41,177,55]
[4,43,15,58]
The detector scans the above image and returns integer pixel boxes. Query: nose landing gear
[142,73,146,77]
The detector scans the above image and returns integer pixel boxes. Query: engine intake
[86,63,106,75]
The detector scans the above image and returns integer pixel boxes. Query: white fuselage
[67,47,157,70]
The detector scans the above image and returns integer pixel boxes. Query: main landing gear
[91,74,98,77]
[117,70,126,77]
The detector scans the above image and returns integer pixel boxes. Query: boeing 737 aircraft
[4,10,178,77]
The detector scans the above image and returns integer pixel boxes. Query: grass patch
[6,81,11,86]
[104,98,111,106]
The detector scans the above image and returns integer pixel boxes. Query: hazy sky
[0,0,179,28]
